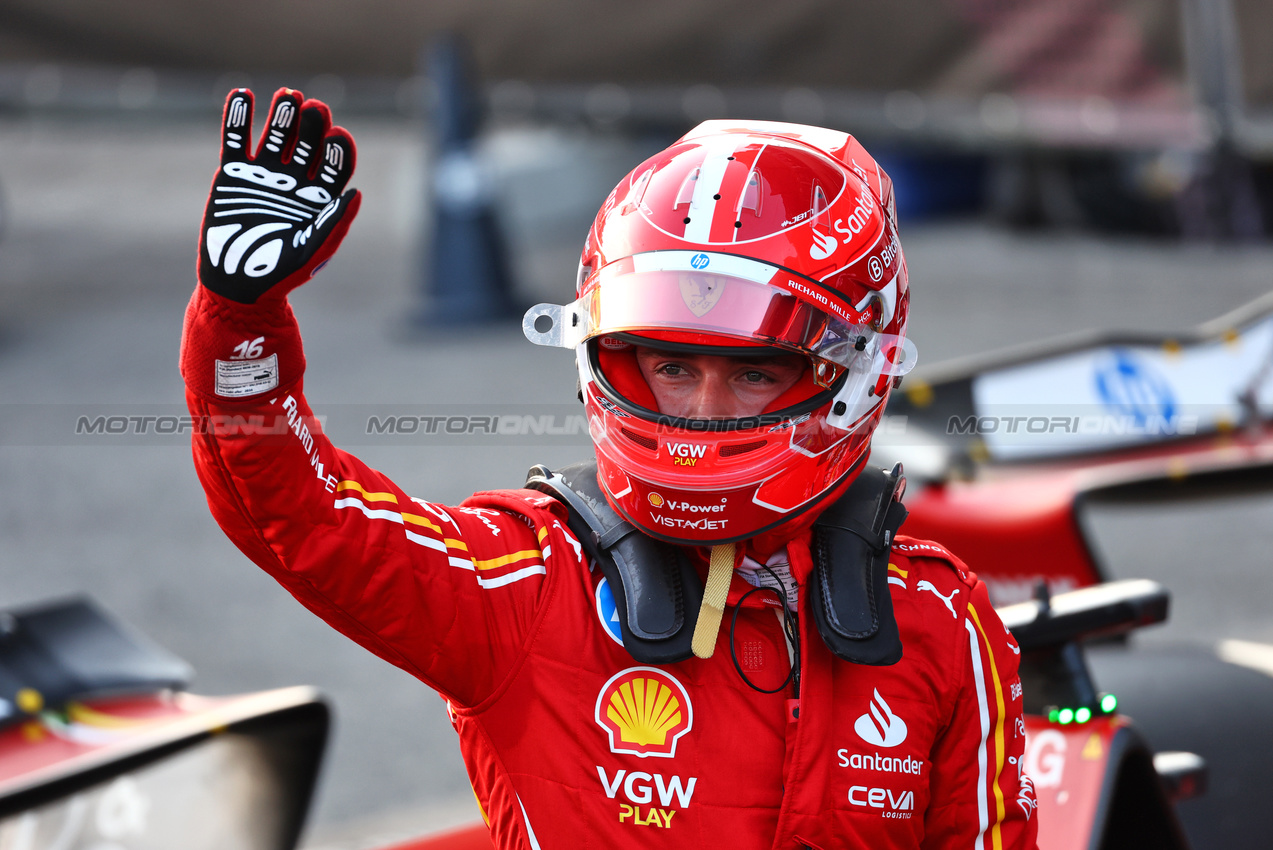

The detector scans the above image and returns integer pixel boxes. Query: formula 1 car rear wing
[873,292,1273,603]
[1002,579,1169,652]
[1000,580,1204,850]
[884,289,1273,465]
[999,578,1169,714]
[0,597,192,727]
[0,598,329,848]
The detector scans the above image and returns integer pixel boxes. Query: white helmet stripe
[682,138,741,242]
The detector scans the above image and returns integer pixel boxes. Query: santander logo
[809,227,837,260]
[854,689,908,748]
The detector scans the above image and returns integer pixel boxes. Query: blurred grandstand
[0,0,1271,236]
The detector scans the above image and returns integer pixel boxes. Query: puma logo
[916,580,959,619]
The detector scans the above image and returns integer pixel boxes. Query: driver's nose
[681,367,737,419]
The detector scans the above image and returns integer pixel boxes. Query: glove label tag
[215,354,279,397]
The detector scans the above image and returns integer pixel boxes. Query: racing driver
[182,87,1038,849]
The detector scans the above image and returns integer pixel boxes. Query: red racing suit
[181,288,1039,850]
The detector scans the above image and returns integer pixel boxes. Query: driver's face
[634,347,807,419]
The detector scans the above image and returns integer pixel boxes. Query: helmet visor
[524,262,915,378]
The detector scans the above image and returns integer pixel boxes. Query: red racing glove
[199,87,359,304]
[182,87,360,401]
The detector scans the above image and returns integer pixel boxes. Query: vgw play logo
[595,667,697,830]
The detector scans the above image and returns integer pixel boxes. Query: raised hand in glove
[198,87,360,304]
[183,87,359,401]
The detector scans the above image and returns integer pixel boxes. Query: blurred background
[0,0,1271,847]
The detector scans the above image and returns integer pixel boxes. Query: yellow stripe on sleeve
[888,563,908,577]
[968,603,1007,850]
[537,525,549,543]
[336,491,478,561]
[472,549,543,571]
[401,512,442,533]
[337,480,398,503]
[399,512,470,552]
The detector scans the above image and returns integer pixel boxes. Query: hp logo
[1093,350,1176,426]
[690,253,711,269]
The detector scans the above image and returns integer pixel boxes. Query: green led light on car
[1044,694,1118,725]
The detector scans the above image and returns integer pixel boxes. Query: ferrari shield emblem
[679,274,725,317]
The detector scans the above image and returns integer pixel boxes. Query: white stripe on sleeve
[335,498,404,523]
[477,565,547,589]
[403,530,476,571]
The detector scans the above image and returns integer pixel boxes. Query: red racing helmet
[524,120,915,545]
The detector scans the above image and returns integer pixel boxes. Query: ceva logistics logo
[596,667,693,758]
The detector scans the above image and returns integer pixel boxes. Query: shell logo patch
[648,492,664,508]
[595,667,693,758]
